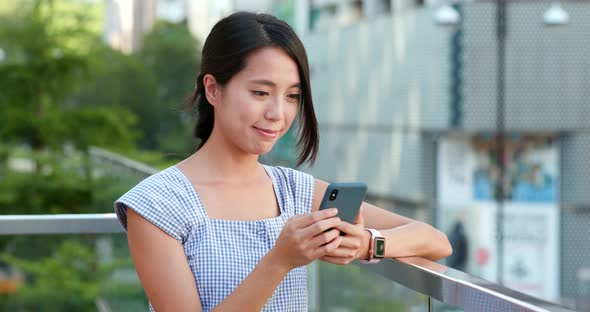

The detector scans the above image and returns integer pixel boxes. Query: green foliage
[138,21,201,155]
[140,21,200,104]
[0,238,140,312]
[71,20,202,155]
[0,0,137,152]
[0,1,148,310]
[0,168,92,215]
[1,240,99,311]
[72,44,160,149]
[0,0,196,211]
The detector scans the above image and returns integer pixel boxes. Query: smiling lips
[253,126,279,139]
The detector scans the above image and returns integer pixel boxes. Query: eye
[250,90,269,97]
[287,93,301,103]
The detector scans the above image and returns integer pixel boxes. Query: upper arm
[312,179,414,229]
[127,207,202,312]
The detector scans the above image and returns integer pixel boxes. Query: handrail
[0,214,575,311]
[358,257,574,312]
[89,146,158,177]
[0,213,123,235]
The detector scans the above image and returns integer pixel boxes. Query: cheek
[221,93,256,126]
[285,105,299,125]
[238,103,263,125]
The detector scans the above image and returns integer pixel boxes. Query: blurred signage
[437,134,559,301]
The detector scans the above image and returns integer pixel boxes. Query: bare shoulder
[126,208,203,312]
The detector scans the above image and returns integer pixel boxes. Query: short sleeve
[273,166,315,216]
[114,174,190,242]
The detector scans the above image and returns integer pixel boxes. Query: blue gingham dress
[114,165,314,311]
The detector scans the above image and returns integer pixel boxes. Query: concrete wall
[461,3,590,131]
[304,7,450,202]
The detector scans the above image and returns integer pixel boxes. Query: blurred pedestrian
[447,218,468,271]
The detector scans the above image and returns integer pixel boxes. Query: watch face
[374,237,385,258]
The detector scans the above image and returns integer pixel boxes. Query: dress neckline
[171,164,284,223]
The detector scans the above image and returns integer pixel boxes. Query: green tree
[0,238,141,312]
[72,44,159,150]
[73,20,202,155]
[0,0,138,215]
[0,2,145,310]
[139,20,201,156]
[0,0,137,167]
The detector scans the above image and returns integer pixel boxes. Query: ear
[203,74,221,106]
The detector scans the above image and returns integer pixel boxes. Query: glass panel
[0,234,146,312]
[431,298,464,312]
[311,261,429,312]
[302,1,586,310]
[441,2,588,309]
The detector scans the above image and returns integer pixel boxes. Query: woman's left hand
[320,207,371,265]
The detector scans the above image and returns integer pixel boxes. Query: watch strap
[360,228,384,264]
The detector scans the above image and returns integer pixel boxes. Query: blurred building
[103,0,157,53]
[188,0,275,42]
[302,0,590,307]
[99,0,482,64]
[101,0,435,52]
[102,0,277,52]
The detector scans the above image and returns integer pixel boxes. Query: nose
[264,95,284,121]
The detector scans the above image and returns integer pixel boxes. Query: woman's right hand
[270,208,343,270]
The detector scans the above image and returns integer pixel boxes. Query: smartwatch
[360,228,386,264]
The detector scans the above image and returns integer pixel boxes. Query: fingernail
[331,208,338,214]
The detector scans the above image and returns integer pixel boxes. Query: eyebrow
[249,79,301,89]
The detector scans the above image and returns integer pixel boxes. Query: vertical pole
[450,3,464,129]
[495,0,507,286]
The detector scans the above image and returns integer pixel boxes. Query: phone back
[319,182,367,224]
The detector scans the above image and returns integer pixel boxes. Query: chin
[250,142,276,156]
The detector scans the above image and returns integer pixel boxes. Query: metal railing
[0,214,575,311]
[3,149,574,311]
[89,146,158,177]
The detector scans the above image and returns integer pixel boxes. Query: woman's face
[212,47,301,156]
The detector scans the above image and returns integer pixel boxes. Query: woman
[115,11,452,312]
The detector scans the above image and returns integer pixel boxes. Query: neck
[183,127,262,183]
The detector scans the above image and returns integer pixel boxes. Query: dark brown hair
[187,11,319,167]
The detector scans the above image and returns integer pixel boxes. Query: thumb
[354,205,365,225]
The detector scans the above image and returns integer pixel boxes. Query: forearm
[381,222,452,261]
[211,250,291,312]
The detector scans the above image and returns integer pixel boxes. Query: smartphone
[319,182,368,225]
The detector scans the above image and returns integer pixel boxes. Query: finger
[292,208,338,229]
[334,221,363,235]
[354,205,365,225]
[312,235,342,259]
[334,236,362,250]
[300,216,341,238]
[324,247,357,259]
[320,255,351,266]
[308,229,341,249]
